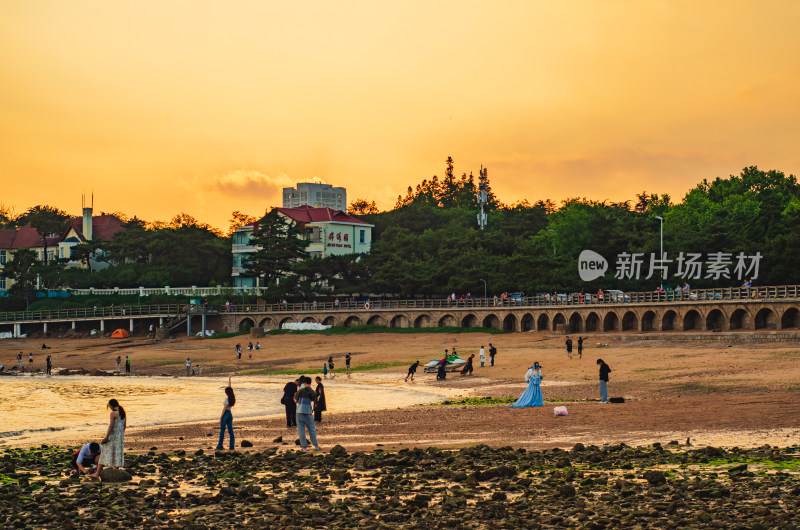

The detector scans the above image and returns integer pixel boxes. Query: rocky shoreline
[1,443,798,528]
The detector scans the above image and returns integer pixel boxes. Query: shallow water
[0,374,449,446]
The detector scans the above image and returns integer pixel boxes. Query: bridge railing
[0,304,186,323]
[3,286,799,323]
[221,285,800,313]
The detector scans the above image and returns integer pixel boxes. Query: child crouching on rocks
[69,442,101,476]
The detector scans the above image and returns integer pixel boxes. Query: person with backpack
[488,343,497,366]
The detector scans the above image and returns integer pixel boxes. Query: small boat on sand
[423,354,466,373]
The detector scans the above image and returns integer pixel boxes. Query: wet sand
[2,331,800,451]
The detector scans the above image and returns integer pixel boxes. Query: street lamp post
[655,216,664,290]
[479,279,487,306]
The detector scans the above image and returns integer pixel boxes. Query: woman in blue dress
[508,362,543,407]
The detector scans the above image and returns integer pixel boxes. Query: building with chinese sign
[231,206,373,288]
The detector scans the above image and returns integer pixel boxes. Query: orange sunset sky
[2,1,799,230]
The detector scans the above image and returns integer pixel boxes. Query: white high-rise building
[283,182,346,211]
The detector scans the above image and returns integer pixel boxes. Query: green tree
[17,206,71,268]
[4,248,38,295]
[348,199,379,216]
[243,209,310,288]
[70,238,106,272]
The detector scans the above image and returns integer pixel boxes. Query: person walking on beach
[148,324,154,338]
[125,356,131,375]
[489,343,497,366]
[577,337,584,359]
[216,375,236,450]
[479,346,486,367]
[597,359,611,404]
[45,354,52,376]
[323,363,328,378]
[94,399,126,478]
[17,353,22,368]
[294,376,321,451]
[565,337,573,359]
[236,344,242,359]
[461,353,474,376]
[345,352,351,375]
[327,356,335,378]
[314,376,327,422]
[282,378,299,427]
[405,361,420,382]
[29,352,33,366]
[185,358,191,376]
[115,355,121,373]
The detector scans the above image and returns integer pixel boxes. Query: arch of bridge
[223,301,800,334]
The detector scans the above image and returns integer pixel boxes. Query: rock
[100,468,132,483]
[273,436,283,443]
[558,484,576,497]
[330,445,348,458]
[727,464,748,476]
[643,470,666,485]
[194,449,204,456]
[241,440,253,448]
[329,469,352,483]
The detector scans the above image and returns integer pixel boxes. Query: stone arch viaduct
[223,287,800,335]
[2,286,798,337]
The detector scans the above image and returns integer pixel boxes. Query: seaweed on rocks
[0,443,798,528]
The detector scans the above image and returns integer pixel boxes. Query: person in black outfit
[405,361,420,382]
[577,337,584,359]
[282,378,300,427]
[597,359,611,403]
[460,353,474,376]
[565,337,573,359]
[45,355,52,376]
[488,343,497,366]
[314,376,326,422]
[436,357,447,380]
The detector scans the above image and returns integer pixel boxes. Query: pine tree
[243,209,310,286]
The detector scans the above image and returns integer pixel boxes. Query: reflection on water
[0,374,448,446]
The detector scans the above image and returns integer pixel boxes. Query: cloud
[205,170,294,198]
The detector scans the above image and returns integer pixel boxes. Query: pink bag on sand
[553,406,568,416]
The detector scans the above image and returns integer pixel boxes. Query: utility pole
[477,166,488,230]
[655,216,664,290]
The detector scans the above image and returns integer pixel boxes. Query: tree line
[2,162,799,309]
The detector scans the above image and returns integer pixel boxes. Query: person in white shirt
[479,346,486,367]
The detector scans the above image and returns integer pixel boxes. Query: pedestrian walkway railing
[2,285,798,323]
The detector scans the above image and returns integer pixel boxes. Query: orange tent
[111,329,130,338]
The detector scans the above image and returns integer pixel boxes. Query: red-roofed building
[0,205,125,293]
[231,206,373,287]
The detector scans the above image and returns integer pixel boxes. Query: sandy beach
[2,330,799,452]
